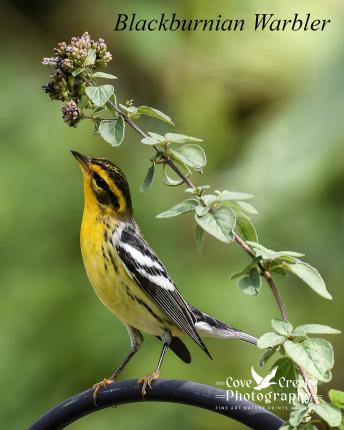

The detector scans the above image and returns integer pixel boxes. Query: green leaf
[271,319,293,336]
[162,166,184,186]
[119,104,138,114]
[201,194,216,206]
[284,338,334,382]
[195,224,205,251]
[289,405,309,426]
[195,207,235,243]
[270,253,300,264]
[312,402,342,427]
[246,242,278,260]
[285,261,332,300]
[170,144,207,172]
[141,137,159,145]
[236,216,258,242]
[230,269,250,280]
[236,200,258,215]
[216,191,254,201]
[71,67,83,76]
[84,48,96,66]
[271,357,298,394]
[257,332,285,349]
[238,267,261,295]
[99,117,125,147]
[270,251,305,258]
[156,199,198,218]
[165,133,203,143]
[247,242,304,262]
[329,389,344,409]
[141,132,165,145]
[270,266,288,276]
[85,84,114,107]
[148,132,165,141]
[137,106,174,125]
[229,257,262,280]
[141,164,155,192]
[93,106,107,114]
[259,347,277,367]
[195,205,210,217]
[92,71,117,79]
[294,324,340,336]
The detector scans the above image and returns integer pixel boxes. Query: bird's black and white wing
[114,222,211,358]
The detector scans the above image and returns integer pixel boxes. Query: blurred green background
[0,0,343,429]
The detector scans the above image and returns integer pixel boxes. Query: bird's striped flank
[114,222,211,358]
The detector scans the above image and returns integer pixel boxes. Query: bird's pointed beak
[71,150,91,173]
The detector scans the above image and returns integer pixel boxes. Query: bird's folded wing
[114,224,209,355]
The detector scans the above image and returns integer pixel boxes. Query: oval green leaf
[284,338,334,382]
[236,216,258,242]
[237,267,261,295]
[84,48,96,66]
[170,144,207,172]
[165,133,203,143]
[312,402,342,427]
[271,319,293,336]
[141,164,155,192]
[137,106,174,125]
[289,405,309,426]
[257,332,285,349]
[85,84,114,107]
[156,199,198,218]
[216,191,254,201]
[294,324,340,335]
[195,207,235,243]
[285,261,332,300]
[195,224,205,251]
[92,72,118,79]
[99,117,125,147]
[329,389,344,409]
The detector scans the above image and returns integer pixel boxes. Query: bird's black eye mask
[93,172,108,190]
[92,172,120,210]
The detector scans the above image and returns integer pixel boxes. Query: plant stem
[233,234,289,321]
[107,99,196,189]
[300,367,320,405]
[262,269,289,321]
[110,97,289,320]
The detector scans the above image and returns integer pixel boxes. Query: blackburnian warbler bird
[72,151,256,403]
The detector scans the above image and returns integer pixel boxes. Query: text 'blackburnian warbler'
[72,151,256,403]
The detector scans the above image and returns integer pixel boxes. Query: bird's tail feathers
[191,306,257,345]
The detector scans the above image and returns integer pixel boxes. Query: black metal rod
[28,379,284,430]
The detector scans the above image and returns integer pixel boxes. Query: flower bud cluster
[62,100,82,127]
[42,32,112,104]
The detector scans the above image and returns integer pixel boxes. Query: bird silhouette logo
[251,366,278,390]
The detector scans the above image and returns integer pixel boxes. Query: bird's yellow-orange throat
[80,207,177,336]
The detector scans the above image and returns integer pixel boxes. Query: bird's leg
[93,326,143,406]
[92,349,136,405]
[138,330,171,398]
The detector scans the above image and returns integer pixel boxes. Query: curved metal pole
[29,379,284,430]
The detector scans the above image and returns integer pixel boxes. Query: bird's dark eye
[93,173,108,190]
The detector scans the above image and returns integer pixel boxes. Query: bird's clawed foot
[138,369,160,398]
[92,378,113,406]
